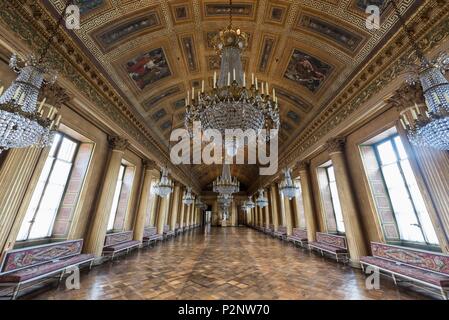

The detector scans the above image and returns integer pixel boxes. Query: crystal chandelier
[278,168,299,200]
[244,196,255,210]
[184,0,280,156]
[0,1,73,154]
[391,0,449,150]
[255,189,268,208]
[195,197,207,210]
[182,186,195,205]
[153,166,174,198]
[213,164,240,196]
[217,193,233,208]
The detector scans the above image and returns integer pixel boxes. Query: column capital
[296,160,310,172]
[40,83,71,107]
[142,159,158,171]
[108,135,129,151]
[325,137,346,154]
[387,82,425,112]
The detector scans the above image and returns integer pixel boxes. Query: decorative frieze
[108,135,129,151]
[325,137,346,154]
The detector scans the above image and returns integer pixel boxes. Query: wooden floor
[29,227,431,300]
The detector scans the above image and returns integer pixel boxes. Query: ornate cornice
[0,0,200,192]
[108,135,129,151]
[325,137,346,155]
[142,159,158,171]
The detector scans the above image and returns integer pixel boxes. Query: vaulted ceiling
[43,0,421,189]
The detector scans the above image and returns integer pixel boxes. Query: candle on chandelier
[201,80,205,93]
[400,118,407,129]
[251,73,255,86]
[233,68,236,81]
[228,72,231,86]
[255,78,258,90]
[415,105,421,115]
[192,87,195,100]
[262,83,265,95]
[411,108,418,120]
[187,90,190,103]
[38,98,47,113]
[243,72,246,87]
[213,71,217,89]
[0,86,3,96]
[266,82,269,95]
[55,114,62,126]
[272,88,276,100]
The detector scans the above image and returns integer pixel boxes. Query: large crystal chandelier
[255,189,268,208]
[195,197,207,210]
[182,186,195,205]
[391,0,449,150]
[184,0,280,156]
[0,1,73,154]
[213,164,240,196]
[278,168,299,200]
[0,54,60,154]
[153,166,174,198]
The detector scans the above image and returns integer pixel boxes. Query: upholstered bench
[142,226,163,246]
[102,231,140,260]
[287,228,308,247]
[0,240,94,300]
[273,226,287,240]
[266,224,274,236]
[308,232,349,263]
[175,223,182,236]
[163,225,174,239]
[360,242,449,300]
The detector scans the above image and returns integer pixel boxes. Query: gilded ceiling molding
[0,0,199,192]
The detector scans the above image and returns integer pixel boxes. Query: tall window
[325,166,345,233]
[17,133,79,241]
[107,164,126,231]
[374,135,438,245]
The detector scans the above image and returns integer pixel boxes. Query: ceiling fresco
[45,0,420,189]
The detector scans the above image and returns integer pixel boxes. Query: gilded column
[269,184,280,231]
[85,136,129,258]
[297,161,318,241]
[282,194,293,236]
[0,147,48,256]
[185,203,192,227]
[179,201,186,229]
[157,193,171,235]
[326,138,367,266]
[169,182,181,231]
[133,160,157,242]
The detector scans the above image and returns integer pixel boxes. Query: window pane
[400,160,439,244]
[17,133,79,241]
[107,165,126,231]
[381,163,424,243]
[329,181,345,233]
[327,166,335,182]
[377,140,397,165]
[58,137,77,162]
[394,136,408,160]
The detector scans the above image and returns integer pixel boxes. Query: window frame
[324,165,345,235]
[373,134,439,250]
[106,164,127,232]
[17,132,80,242]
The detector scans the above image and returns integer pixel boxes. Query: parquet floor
[29,227,431,300]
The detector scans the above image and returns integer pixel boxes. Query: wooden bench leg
[336,255,339,263]
[89,260,94,270]
[391,273,397,285]
[12,284,20,300]
[440,288,447,300]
